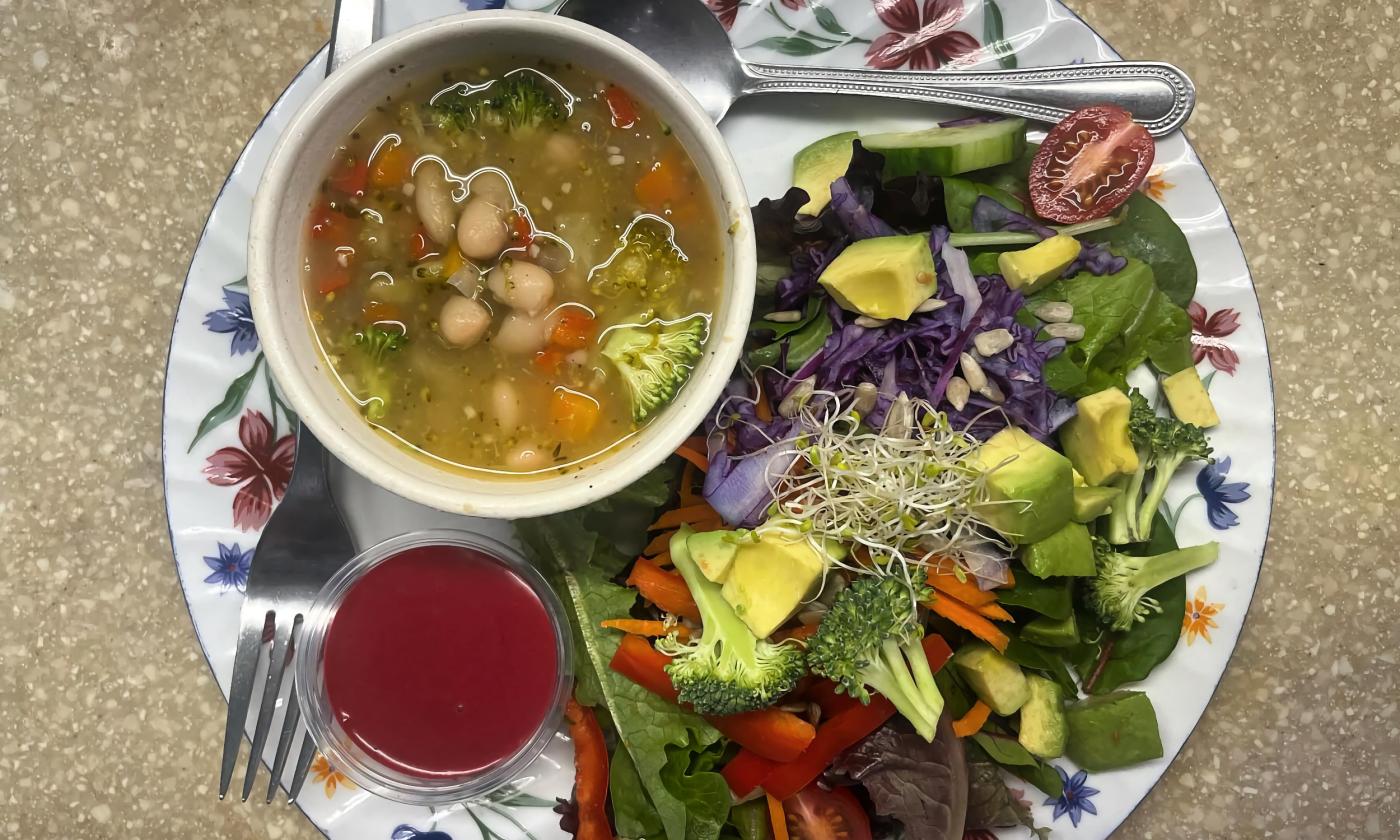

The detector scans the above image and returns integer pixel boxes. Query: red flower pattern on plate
[866,0,981,69]
[781,0,807,8]
[706,0,740,29]
[203,410,295,531]
[1188,301,1241,375]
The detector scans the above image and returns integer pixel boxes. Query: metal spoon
[558,0,1195,136]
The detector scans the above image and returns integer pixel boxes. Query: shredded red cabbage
[970,195,1127,275]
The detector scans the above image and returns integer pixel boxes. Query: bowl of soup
[248,11,755,517]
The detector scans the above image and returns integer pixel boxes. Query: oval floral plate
[163,1,1274,838]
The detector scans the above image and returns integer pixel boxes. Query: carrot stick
[952,700,992,738]
[674,445,709,473]
[1001,568,1016,588]
[626,557,701,623]
[644,530,677,556]
[976,601,1015,623]
[681,435,706,452]
[690,517,725,533]
[650,550,672,568]
[927,572,998,607]
[928,594,1009,652]
[755,387,774,423]
[773,624,820,643]
[650,503,718,530]
[767,795,790,840]
[600,619,690,640]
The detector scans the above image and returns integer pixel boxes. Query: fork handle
[740,61,1195,137]
[287,422,334,499]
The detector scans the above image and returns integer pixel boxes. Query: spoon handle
[740,61,1195,137]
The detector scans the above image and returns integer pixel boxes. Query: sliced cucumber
[861,118,1027,178]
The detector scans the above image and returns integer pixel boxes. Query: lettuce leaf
[828,720,968,840]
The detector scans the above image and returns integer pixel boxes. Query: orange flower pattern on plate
[1182,585,1223,645]
[310,753,356,798]
[1142,171,1175,201]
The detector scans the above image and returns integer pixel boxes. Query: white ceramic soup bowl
[249,11,755,518]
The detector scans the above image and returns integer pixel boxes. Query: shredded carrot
[650,551,672,568]
[927,572,998,607]
[952,700,992,738]
[774,624,820,643]
[929,594,1009,652]
[600,619,690,641]
[678,462,699,506]
[681,435,707,452]
[691,517,725,533]
[755,386,774,423]
[626,557,701,623]
[675,445,709,473]
[650,503,718,531]
[644,530,677,556]
[766,794,790,840]
[1001,568,1016,588]
[976,601,1015,623]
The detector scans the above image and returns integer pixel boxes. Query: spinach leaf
[747,298,833,372]
[997,574,1073,619]
[1033,259,1192,398]
[1002,634,1077,696]
[1071,514,1187,694]
[1082,192,1198,307]
[943,177,1024,232]
[611,747,665,839]
[970,733,1064,798]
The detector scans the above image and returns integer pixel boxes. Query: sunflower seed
[851,381,879,415]
[946,376,971,411]
[883,392,914,438]
[973,328,1015,357]
[1044,322,1087,341]
[764,310,804,323]
[980,380,1006,404]
[1031,301,1074,323]
[915,298,948,314]
[854,316,890,328]
[779,377,816,418]
[959,352,988,392]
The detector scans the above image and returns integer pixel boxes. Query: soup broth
[302,59,723,475]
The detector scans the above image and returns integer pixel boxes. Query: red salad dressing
[322,544,559,779]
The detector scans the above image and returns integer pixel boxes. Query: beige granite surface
[1,0,1397,838]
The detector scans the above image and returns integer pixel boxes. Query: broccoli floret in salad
[805,575,946,742]
[1087,536,1219,631]
[656,526,807,716]
[351,325,406,420]
[589,220,687,302]
[602,315,706,422]
[1106,390,1214,544]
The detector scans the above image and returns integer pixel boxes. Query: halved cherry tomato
[605,84,640,129]
[1028,104,1155,223]
[781,786,872,840]
[329,154,370,197]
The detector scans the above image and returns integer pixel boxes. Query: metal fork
[216,0,378,804]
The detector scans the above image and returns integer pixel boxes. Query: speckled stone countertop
[1,1,1396,838]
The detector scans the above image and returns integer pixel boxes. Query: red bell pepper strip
[722,749,778,798]
[609,635,815,762]
[564,697,613,840]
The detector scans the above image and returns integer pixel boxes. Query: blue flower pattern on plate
[460,0,506,9]
[203,287,258,356]
[1046,765,1099,827]
[1197,456,1250,530]
[203,542,253,592]
[391,827,452,840]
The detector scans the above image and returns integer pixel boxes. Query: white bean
[470,171,513,207]
[491,379,522,430]
[504,442,550,471]
[492,312,548,355]
[457,196,510,260]
[438,295,491,348]
[414,161,458,246]
[544,133,582,169]
[487,259,554,315]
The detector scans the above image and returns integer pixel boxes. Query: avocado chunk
[818,234,937,321]
[720,527,839,638]
[1019,611,1079,648]
[970,426,1074,544]
[1066,691,1164,771]
[1072,486,1119,523]
[688,530,741,583]
[1019,521,1095,578]
[1060,387,1141,486]
[998,234,1081,294]
[793,131,857,216]
[1017,674,1068,759]
[954,643,1030,715]
[1161,367,1220,429]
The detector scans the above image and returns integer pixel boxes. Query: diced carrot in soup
[299,58,723,475]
